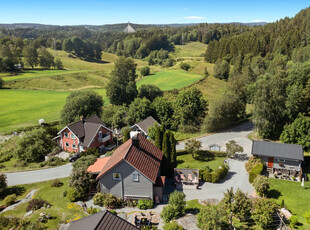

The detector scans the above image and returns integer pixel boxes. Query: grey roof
[59,115,111,146]
[123,23,136,33]
[134,116,159,135]
[251,140,304,161]
[68,210,138,230]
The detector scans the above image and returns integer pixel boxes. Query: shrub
[104,194,119,209]
[210,164,229,183]
[180,62,191,71]
[202,171,212,182]
[304,210,310,223]
[253,175,270,197]
[72,155,97,169]
[161,205,177,223]
[87,206,100,215]
[93,193,105,206]
[245,156,263,172]
[163,221,184,230]
[67,187,83,202]
[140,66,150,77]
[63,190,68,197]
[249,162,263,183]
[79,147,100,158]
[137,199,153,210]
[289,215,298,228]
[51,179,63,187]
[4,194,17,206]
[51,146,62,155]
[0,173,7,193]
[109,210,117,215]
[26,198,50,212]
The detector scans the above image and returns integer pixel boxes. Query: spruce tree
[169,132,177,169]
[155,125,162,150]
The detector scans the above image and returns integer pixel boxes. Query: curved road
[5,121,254,192]
[5,163,72,186]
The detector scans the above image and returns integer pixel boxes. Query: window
[64,133,69,138]
[72,144,77,149]
[113,173,121,180]
[99,131,102,138]
[71,133,75,139]
[133,174,139,182]
[278,159,285,163]
[65,142,69,148]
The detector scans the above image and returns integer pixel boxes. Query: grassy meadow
[173,42,208,57]
[177,153,225,171]
[0,178,87,229]
[137,69,204,91]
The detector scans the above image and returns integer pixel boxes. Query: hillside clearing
[137,69,204,91]
[173,42,208,57]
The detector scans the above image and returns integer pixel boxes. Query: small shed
[209,144,221,151]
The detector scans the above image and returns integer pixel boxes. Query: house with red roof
[96,134,165,201]
[54,115,113,153]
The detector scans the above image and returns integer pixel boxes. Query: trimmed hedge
[200,164,229,183]
[137,199,153,210]
[249,162,263,183]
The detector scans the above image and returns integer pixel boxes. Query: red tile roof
[96,134,163,183]
[87,157,111,174]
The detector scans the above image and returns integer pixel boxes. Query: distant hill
[0,21,268,32]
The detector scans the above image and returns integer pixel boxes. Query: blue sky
[0,0,309,25]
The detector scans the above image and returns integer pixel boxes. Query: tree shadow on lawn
[267,189,282,199]
[0,186,26,199]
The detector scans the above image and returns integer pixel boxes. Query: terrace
[174,168,199,190]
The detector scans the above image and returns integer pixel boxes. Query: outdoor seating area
[269,168,300,181]
[174,168,199,190]
[133,212,159,228]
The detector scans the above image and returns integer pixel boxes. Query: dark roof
[97,134,163,183]
[67,210,138,230]
[251,140,304,161]
[58,115,111,147]
[134,116,159,135]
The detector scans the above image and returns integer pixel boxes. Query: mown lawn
[137,69,203,91]
[0,178,87,229]
[0,89,107,133]
[177,153,226,171]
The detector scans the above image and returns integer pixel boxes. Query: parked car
[68,153,80,162]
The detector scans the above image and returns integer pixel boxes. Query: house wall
[89,126,113,149]
[256,155,301,171]
[99,161,153,200]
[61,128,79,153]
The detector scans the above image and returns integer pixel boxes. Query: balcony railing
[98,134,110,143]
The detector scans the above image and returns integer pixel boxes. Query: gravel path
[5,164,72,186]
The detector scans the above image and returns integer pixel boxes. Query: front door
[267,157,274,168]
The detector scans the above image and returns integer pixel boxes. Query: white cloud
[184,16,206,20]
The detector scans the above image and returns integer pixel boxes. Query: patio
[174,168,199,190]
[132,211,160,228]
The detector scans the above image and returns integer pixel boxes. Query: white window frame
[64,132,69,138]
[65,142,70,148]
[113,173,121,181]
[72,144,77,149]
[71,133,75,139]
[99,131,103,138]
[278,159,286,163]
[133,174,139,182]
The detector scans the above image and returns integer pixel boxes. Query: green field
[0,89,107,132]
[137,69,204,91]
[174,42,208,57]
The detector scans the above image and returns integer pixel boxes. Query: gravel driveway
[177,121,255,201]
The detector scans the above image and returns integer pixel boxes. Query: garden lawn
[268,178,310,229]
[0,178,87,230]
[177,153,225,171]
[0,89,107,133]
[137,69,203,91]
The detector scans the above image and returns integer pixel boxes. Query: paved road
[5,163,72,186]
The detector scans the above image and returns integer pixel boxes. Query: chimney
[132,135,139,148]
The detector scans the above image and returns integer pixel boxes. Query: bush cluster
[87,206,101,215]
[160,191,186,223]
[66,188,84,202]
[26,198,50,212]
[200,164,229,183]
[137,199,153,210]
[41,156,66,167]
[51,179,63,187]
[4,194,17,206]
[245,156,263,172]
[92,193,123,209]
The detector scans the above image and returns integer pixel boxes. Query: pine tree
[169,132,177,169]
[162,131,171,176]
